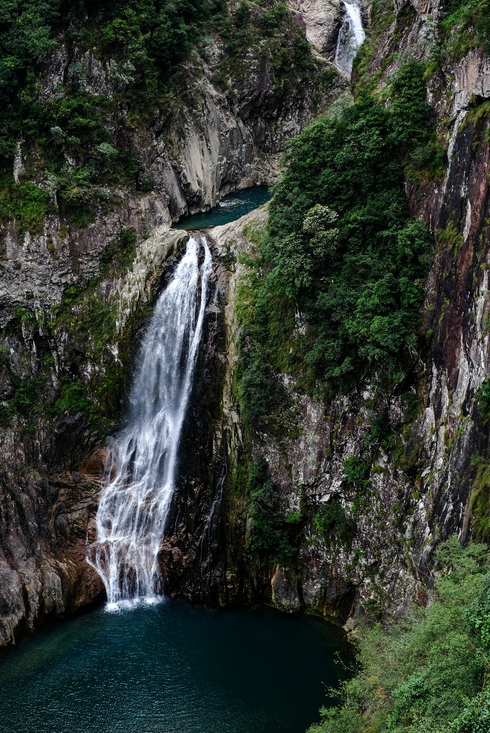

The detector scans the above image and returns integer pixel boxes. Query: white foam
[88,237,212,606]
[335,1,365,74]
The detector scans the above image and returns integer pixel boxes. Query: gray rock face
[186,4,490,627]
[271,566,303,613]
[107,0,490,630]
[168,2,490,624]
[288,0,342,58]
[445,50,490,115]
[0,7,342,646]
[0,216,192,647]
[4,0,490,645]
[0,453,105,647]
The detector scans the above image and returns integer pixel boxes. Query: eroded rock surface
[288,0,342,58]
[0,457,105,647]
[0,0,342,645]
[4,0,490,645]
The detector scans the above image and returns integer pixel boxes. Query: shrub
[308,537,490,733]
[236,62,436,434]
[342,457,371,486]
[259,3,288,36]
[470,456,490,541]
[313,498,356,546]
[443,0,490,56]
[0,180,54,235]
[234,1,251,28]
[0,0,228,228]
[476,378,490,420]
[237,353,293,435]
[0,375,44,427]
[51,375,94,418]
[101,226,137,273]
[247,458,301,561]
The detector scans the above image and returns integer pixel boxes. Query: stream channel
[0,186,352,733]
[173,185,271,229]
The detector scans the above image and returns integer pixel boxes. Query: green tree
[308,537,490,733]
[236,63,437,428]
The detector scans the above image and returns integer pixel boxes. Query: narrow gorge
[2,0,490,730]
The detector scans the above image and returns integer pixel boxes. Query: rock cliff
[155,0,490,625]
[2,0,490,649]
[0,0,342,646]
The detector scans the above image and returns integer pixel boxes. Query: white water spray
[335,1,365,74]
[88,237,212,609]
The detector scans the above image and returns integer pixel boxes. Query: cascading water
[335,1,366,74]
[88,237,212,609]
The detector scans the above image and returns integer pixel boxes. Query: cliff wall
[3,0,490,649]
[0,0,344,647]
[157,0,490,625]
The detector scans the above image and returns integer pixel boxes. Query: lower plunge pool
[0,600,352,733]
[173,185,271,230]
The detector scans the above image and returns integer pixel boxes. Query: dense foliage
[246,458,302,561]
[353,0,490,104]
[218,0,321,87]
[0,0,224,158]
[308,537,490,733]
[442,0,490,56]
[0,0,228,228]
[0,0,324,232]
[237,62,437,434]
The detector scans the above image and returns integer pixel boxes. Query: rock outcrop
[4,0,490,648]
[288,0,342,58]
[0,0,343,647]
[177,0,490,623]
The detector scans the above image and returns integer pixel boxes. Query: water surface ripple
[0,602,352,733]
[173,186,271,230]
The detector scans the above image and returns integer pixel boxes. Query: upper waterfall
[335,1,366,74]
[88,237,212,609]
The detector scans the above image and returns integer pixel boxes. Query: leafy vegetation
[342,456,371,486]
[0,179,55,234]
[0,0,225,155]
[313,498,355,547]
[0,0,328,233]
[353,0,490,106]
[0,376,43,429]
[236,62,437,438]
[51,375,96,420]
[476,378,490,420]
[308,537,490,733]
[470,456,490,542]
[0,0,230,230]
[247,458,302,562]
[219,0,316,82]
[442,0,490,58]
[101,225,137,273]
[53,278,117,361]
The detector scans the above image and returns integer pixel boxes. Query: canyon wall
[2,0,490,649]
[157,0,490,625]
[0,1,342,647]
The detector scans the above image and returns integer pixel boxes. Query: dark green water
[173,186,271,230]
[0,601,351,733]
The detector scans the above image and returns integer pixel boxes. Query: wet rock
[0,451,106,649]
[287,0,342,59]
[271,566,303,613]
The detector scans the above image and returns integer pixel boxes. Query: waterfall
[335,1,365,74]
[88,237,212,609]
